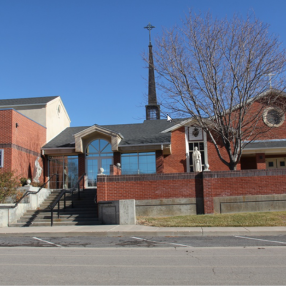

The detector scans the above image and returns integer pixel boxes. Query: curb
[1,227,286,237]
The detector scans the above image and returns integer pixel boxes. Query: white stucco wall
[45,97,71,141]
[3,105,47,127]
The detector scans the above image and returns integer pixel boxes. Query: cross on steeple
[144,23,155,45]
[144,22,160,120]
[267,73,275,89]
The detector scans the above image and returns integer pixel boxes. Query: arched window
[86,139,112,156]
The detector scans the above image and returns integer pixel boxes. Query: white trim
[203,131,209,169]
[244,139,286,143]
[188,127,203,141]
[242,147,286,155]
[0,149,3,167]
[119,142,170,147]
[185,127,190,173]
[263,106,285,127]
[161,118,193,133]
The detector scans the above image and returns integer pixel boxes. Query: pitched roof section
[0,96,59,106]
[43,118,185,149]
[244,139,286,150]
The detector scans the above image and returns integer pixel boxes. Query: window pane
[121,154,138,174]
[101,158,113,175]
[121,152,156,175]
[101,140,112,153]
[87,159,98,187]
[139,154,156,174]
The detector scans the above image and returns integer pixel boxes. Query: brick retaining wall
[97,172,203,202]
[203,169,286,214]
[97,168,286,214]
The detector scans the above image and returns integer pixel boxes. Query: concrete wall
[98,200,136,225]
[213,194,286,214]
[0,186,51,227]
[136,198,198,217]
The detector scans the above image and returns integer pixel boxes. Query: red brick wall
[163,127,187,173]
[203,169,286,213]
[97,172,202,202]
[0,109,46,181]
[207,138,231,171]
[201,98,286,171]
[0,110,13,173]
[97,168,286,215]
[110,165,121,175]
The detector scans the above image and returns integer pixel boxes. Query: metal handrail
[0,174,57,209]
[50,173,85,226]
[77,173,85,200]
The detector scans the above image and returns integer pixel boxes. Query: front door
[86,139,113,187]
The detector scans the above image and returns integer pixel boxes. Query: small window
[0,149,4,167]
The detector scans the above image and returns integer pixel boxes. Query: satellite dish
[167,114,172,122]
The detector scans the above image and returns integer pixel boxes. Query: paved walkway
[0,225,286,237]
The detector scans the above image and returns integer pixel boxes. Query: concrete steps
[9,189,101,227]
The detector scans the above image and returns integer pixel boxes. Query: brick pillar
[113,152,121,165]
[156,150,164,173]
[256,153,266,169]
[78,154,85,188]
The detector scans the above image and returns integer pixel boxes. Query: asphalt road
[1,235,286,248]
[1,236,286,285]
[0,246,286,285]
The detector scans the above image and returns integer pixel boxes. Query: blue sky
[1,0,286,127]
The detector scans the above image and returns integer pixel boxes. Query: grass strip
[137,211,286,227]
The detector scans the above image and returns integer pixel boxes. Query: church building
[1,29,286,215]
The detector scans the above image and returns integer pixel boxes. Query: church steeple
[144,23,160,120]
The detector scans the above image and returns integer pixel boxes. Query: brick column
[256,153,266,169]
[156,150,164,173]
[78,154,85,188]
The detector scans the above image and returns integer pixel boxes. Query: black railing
[0,174,57,209]
[50,173,85,226]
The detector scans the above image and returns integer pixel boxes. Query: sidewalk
[0,225,286,237]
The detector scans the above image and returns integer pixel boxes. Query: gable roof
[0,96,59,106]
[43,118,185,149]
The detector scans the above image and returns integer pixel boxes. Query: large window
[86,139,113,187]
[49,156,78,189]
[121,152,156,175]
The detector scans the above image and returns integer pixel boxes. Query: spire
[144,23,160,120]
[148,43,157,105]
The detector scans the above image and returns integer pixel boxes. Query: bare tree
[152,12,286,170]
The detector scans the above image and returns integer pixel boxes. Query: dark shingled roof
[244,140,286,149]
[43,119,185,149]
[0,96,59,106]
